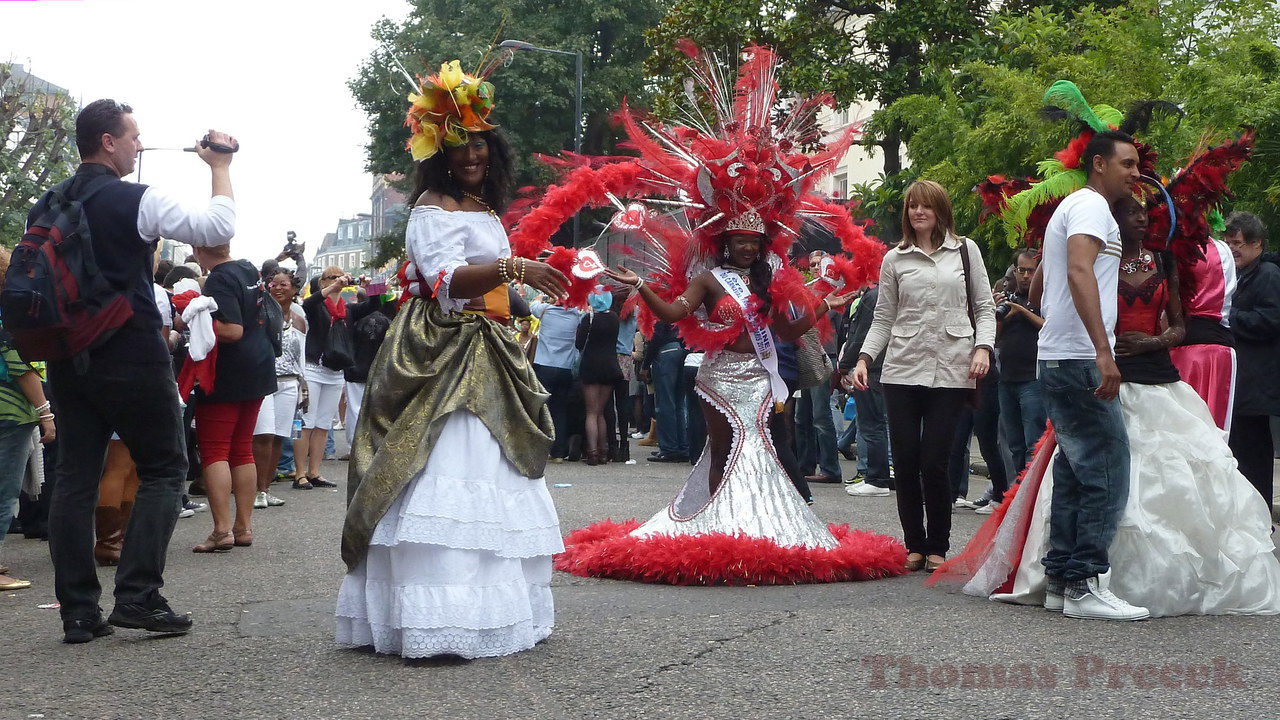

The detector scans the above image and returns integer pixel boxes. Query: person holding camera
[39,100,236,642]
[296,267,353,489]
[994,248,1047,481]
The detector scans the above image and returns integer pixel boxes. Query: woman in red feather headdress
[515,45,909,586]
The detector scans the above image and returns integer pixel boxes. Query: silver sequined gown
[631,350,839,549]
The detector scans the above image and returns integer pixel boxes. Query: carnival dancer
[931,193,1280,618]
[336,58,571,659]
[508,44,906,585]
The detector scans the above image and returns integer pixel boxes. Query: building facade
[312,215,373,275]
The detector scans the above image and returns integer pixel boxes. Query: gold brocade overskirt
[341,297,554,570]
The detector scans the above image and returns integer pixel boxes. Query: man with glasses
[994,248,1047,490]
[39,99,237,643]
[1223,211,1280,515]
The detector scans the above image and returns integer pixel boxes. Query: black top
[576,311,622,385]
[302,291,338,366]
[45,164,166,364]
[199,259,277,404]
[1229,259,1280,416]
[995,291,1041,383]
[839,285,884,374]
[643,321,685,371]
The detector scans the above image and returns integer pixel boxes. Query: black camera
[994,302,1012,321]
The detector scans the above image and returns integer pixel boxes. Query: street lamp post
[499,39,583,246]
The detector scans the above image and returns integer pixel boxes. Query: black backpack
[1,176,135,361]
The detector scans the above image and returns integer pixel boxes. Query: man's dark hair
[161,264,200,289]
[261,258,280,280]
[1012,247,1040,265]
[410,130,517,212]
[1224,211,1267,244]
[154,259,174,286]
[76,99,133,158]
[1081,129,1136,178]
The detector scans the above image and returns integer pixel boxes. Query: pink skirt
[1169,344,1236,432]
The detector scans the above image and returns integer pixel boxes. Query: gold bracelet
[517,257,526,286]
[676,295,691,312]
[497,257,509,283]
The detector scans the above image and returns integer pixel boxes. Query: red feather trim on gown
[555,520,909,586]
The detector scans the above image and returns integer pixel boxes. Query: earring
[722,247,729,259]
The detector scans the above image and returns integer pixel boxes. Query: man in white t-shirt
[1035,129,1148,621]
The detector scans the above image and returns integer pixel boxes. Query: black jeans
[949,373,1011,500]
[883,384,970,556]
[533,364,576,458]
[1229,414,1275,514]
[46,359,187,622]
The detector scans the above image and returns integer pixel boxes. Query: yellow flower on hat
[407,123,441,161]
[437,60,464,91]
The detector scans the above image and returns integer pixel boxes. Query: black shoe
[308,476,338,488]
[109,597,193,634]
[647,452,689,463]
[838,446,856,462]
[63,612,114,644]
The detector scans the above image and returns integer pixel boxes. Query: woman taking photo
[251,269,307,509]
[336,60,570,659]
[850,179,996,572]
[297,267,352,490]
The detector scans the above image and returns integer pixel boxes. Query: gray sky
[2,0,411,265]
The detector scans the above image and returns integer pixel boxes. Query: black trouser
[769,379,811,501]
[607,373,631,458]
[46,359,187,623]
[1229,414,1275,514]
[533,364,576,458]
[883,383,970,556]
[949,373,1010,500]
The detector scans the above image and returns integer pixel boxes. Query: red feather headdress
[505,43,884,329]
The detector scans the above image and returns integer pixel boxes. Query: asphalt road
[3,441,1278,720]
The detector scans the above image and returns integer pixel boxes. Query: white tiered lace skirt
[336,410,564,658]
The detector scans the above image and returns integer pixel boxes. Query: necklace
[1120,251,1155,274]
[719,264,751,277]
[461,190,496,217]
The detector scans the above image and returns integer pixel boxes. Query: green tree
[1,63,78,245]
[877,0,1280,265]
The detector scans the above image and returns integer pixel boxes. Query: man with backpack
[26,99,237,643]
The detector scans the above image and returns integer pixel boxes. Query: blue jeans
[277,438,295,475]
[1038,360,1130,582]
[0,424,36,551]
[796,385,841,477]
[998,379,1047,476]
[652,342,688,455]
[853,380,891,487]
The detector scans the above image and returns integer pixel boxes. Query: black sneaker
[63,612,114,644]
[109,596,193,634]
[972,489,996,508]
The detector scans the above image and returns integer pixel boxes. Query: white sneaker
[954,497,977,510]
[253,491,269,509]
[265,493,286,507]
[1063,571,1150,621]
[178,507,195,519]
[630,432,646,439]
[975,501,1000,515]
[846,482,890,497]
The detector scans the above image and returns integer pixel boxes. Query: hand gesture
[1114,330,1152,357]
[605,265,641,287]
[969,346,991,380]
[195,130,237,168]
[1095,354,1121,400]
[823,290,857,312]
[517,257,570,301]
[850,360,870,391]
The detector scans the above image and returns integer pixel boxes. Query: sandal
[307,475,337,488]
[292,477,314,490]
[233,528,254,547]
[925,555,946,572]
[193,530,234,553]
[0,574,32,591]
[904,553,926,572]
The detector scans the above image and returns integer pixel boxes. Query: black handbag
[321,316,355,370]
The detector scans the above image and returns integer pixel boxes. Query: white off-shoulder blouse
[402,205,511,313]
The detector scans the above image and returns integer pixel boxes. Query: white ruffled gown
[335,207,564,658]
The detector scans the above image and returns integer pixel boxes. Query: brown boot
[94,507,123,567]
[637,419,658,447]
